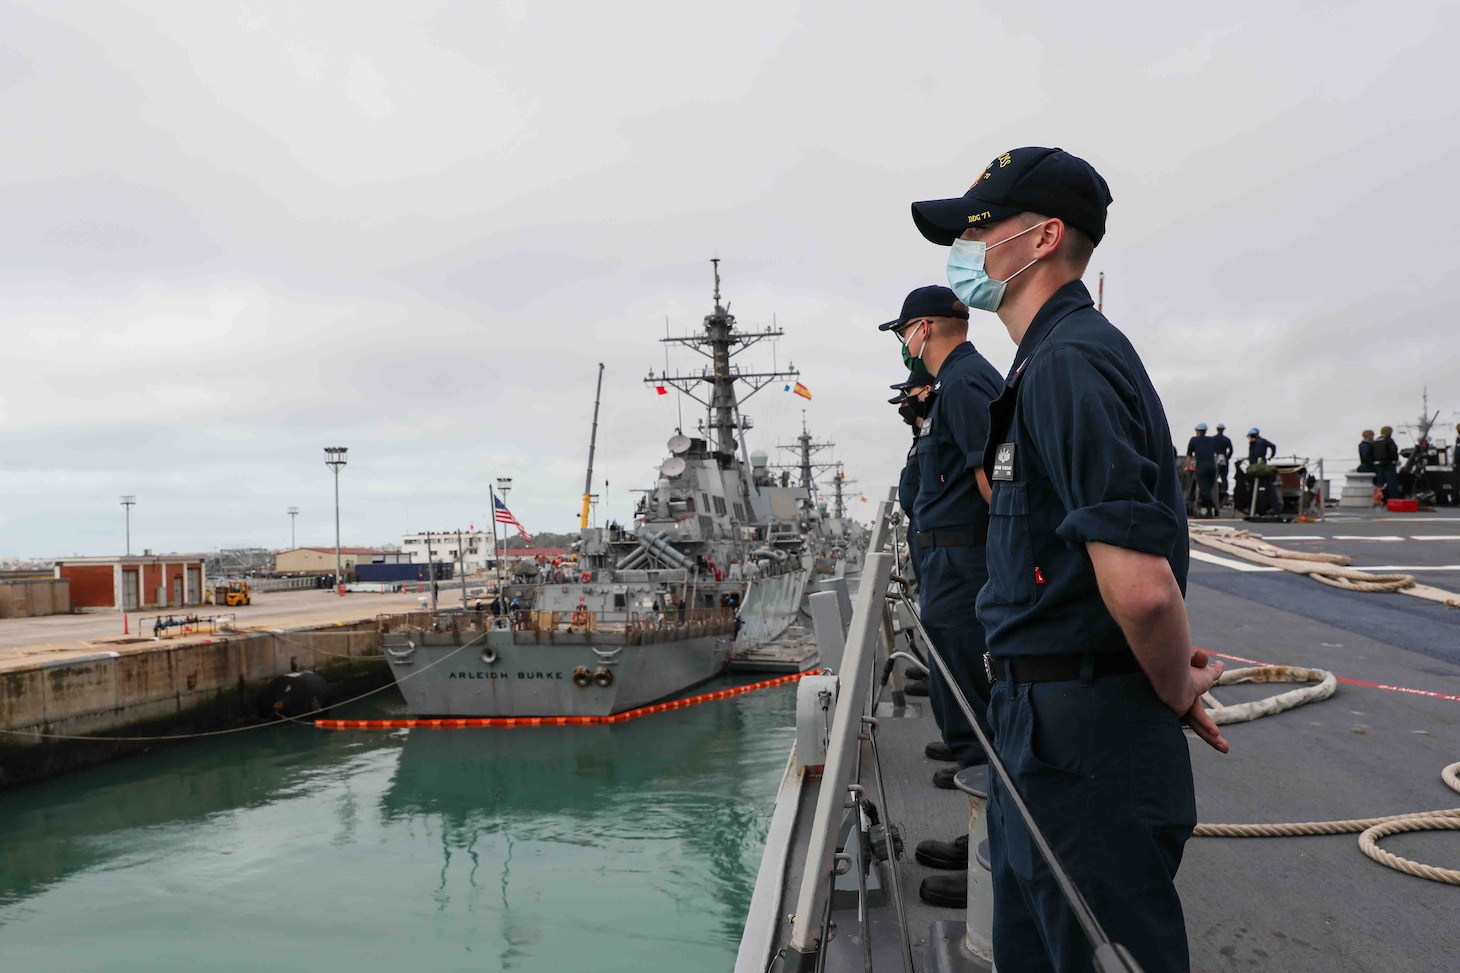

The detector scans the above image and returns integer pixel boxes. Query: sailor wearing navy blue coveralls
[1186,423,1219,517]
[913,147,1230,973]
[879,284,1004,908]
[1212,423,1234,504]
[892,366,935,585]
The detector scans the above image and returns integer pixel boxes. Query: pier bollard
[955,765,995,967]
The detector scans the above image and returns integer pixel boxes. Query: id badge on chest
[991,442,1017,481]
[919,416,933,438]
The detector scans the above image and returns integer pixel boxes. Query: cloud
[1,0,1458,558]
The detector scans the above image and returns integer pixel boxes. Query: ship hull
[385,627,731,718]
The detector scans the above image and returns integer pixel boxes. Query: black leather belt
[985,652,1142,684]
[916,522,988,548]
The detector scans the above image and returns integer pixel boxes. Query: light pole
[324,448,348,590]
[121,495,136,555]
[495,477,513,590]
[288,507,299,549]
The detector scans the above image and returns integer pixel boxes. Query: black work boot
[914,833,968,869]
[904,678,929,697]
[932,767,957,789]
[918,872,967,908]
[924,740,955,761]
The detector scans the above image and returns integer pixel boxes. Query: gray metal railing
[786,498,897,963]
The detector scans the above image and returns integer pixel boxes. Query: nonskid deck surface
[783,522,1460,973]
[1179,532,1460,973]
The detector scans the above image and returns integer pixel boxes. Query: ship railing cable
[0,626,493,743]
[891,583,1146,973]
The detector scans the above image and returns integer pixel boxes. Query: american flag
[494,495,531,543]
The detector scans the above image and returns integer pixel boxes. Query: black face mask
[897,395,928,426]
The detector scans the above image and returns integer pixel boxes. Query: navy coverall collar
[1007,279,1095,385]
[933,339,978,382]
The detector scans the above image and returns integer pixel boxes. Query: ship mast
[645,259,798,460]
[830,464,857,520]
[774,411,835,497]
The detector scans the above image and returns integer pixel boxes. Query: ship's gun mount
[615,530,695,571]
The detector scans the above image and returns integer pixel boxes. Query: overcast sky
[3,0,1458,559]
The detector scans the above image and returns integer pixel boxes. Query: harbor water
[0,677,796,972]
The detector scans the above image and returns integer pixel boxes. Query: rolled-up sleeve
[1024,346,1179,556]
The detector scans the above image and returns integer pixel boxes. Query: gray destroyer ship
[382,263,823,717]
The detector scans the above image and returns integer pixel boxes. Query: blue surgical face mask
[945,221,1047,312]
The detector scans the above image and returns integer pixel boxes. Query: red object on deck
[1387,498,1419,512]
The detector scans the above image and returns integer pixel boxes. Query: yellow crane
[581,362,605,530]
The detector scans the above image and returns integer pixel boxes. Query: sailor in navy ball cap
[890,364,935,580]
[881,284,1004,908]
[911,149,1228,972]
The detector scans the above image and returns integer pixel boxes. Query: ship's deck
[756,510,1460,973]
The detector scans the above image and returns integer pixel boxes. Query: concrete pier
[0,604,404,789]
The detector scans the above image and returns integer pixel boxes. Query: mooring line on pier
[313,671,814,731]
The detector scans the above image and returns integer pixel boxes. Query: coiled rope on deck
[1182,648,1460,883]
[1202,665,1337,725]
[1189,525,1460,606]
[1195,762,1460,885]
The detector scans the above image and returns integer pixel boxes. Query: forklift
[210,580,252,607]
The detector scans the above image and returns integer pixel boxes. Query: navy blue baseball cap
[877,284,968,332]
[888,366,935,402]
[910,147,1113,247]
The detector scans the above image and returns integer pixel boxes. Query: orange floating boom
[316,672,810,730]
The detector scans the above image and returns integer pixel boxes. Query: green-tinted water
[0,678,795,971]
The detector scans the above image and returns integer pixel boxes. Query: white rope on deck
[1203,665,1337,725]
[1189,525,1460,607]
[1195,762,1460,885]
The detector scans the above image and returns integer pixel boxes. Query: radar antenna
[643,260,798,460]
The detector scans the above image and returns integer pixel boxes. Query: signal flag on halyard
[790,382,811,400]
[494,496,532,543]
[655,384,668,395]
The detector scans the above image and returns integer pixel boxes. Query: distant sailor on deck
[879,284,1003,910]
[1186,423,1219,518]
[1212,423,1234,505]
[912,145,1229,972]
[1246,427,1276,464]
[1374,425,1401,500]
[1357,430,1377,473]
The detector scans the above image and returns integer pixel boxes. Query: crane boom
[581,363,605,530]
